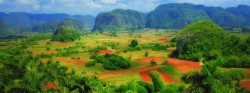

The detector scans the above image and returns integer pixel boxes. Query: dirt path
[96,66,160,79]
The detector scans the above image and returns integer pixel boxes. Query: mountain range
[1,3,250,34]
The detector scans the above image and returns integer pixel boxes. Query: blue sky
[0,0,249,16]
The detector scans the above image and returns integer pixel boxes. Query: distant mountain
[93,9,146,31]
[146,3,250,29]
[32,19,85,32]
[0,19,16,36]
[0,12,95,32]
[146,3,209,29]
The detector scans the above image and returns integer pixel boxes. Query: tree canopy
[51,26,80,42]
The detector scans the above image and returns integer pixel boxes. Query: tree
[130,40,138,47]
[51,26,80,42]
[149,71,164,92]
[242,28,250,33]
[182,58,245,93]
[144,51,148,57]
[150,60,157,66]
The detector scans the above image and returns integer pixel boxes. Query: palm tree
[181,58,244,93]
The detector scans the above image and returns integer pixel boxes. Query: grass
[101,73,142,86]
[231,32,250,40]
[159,63,183,81]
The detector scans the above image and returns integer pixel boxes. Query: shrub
[149,71,164,92]
[85,61,96,67]
[130,40,138,47]
[91,54,131,70]
[150,60,157,66]
[144,51,148,57]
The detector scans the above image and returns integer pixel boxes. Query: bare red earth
[96,66,160,79]
[32,51,40,55]
[98,50,114,54]
[167,58,201,72]
[168,47,176,51]
[44,82,57,90]
[135,57,163,63]
[245,70,250,76]
[241,81,250,89]
[159,37,168,41]
[75,60,85,65]
[139,69,178,83]
[140,70,152,82]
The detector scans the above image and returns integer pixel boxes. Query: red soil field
[135,57,163,63]
[157,70,178,83]
[245,70,250,76]
[75,60,85,65]
[50,41,58,45]
[241,81,250,89]
[139,69,178,83]
[60,42,71,46]
[159,37,168,41]
[44,82,57,90]
[32,51,40,55]
[96,66,160,79]
[98,49,114,54]
[140,70,152,82]
[168,47,176,51]
[167,58,201,72]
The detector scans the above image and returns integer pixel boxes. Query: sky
[0,0,250,16]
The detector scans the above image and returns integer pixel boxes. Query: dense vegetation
[146,3,250,29]
[0,12,94,32]
[51,26,80,42]
[171,20,250,62]
[182,58,246,93]
[90,54,131,70]
[32,19,85,33]
[93,9,146,31]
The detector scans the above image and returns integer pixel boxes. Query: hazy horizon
[0,0,250,16]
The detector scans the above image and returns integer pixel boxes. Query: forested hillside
[93,9,146,31]
[0,12,95,33]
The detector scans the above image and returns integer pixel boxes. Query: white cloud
[100,0,117,4]
[86,1,102,9]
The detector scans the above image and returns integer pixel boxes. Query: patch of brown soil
[159,37,168,41]
[96,66,160,79]
[140,70,152,82]
[245,70,250,76]
[167,58,201,72]
[135,57,163,63]
[60,42,71,46]
[241,81,250,89]
[98,50,114,55]
[44,82,57,90]
[103,33,111,37]
[75,60,85,65]
[32,51,41,55]
[168,47,176,51]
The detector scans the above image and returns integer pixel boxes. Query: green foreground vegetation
[0,20,250,93]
